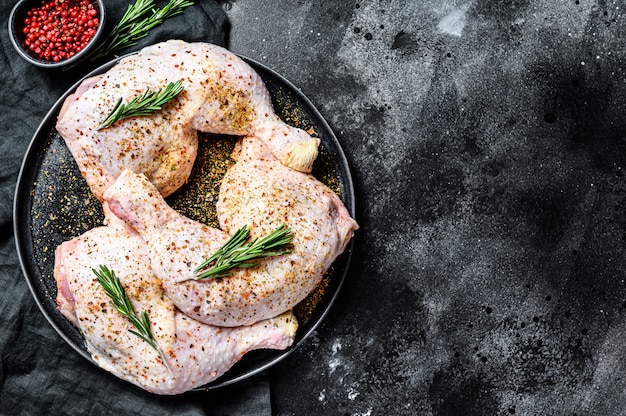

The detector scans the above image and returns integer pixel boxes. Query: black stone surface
[4,0,626,414]
[218,1,626,414]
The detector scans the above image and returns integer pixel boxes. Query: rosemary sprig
[98,80,184,129]
[193,224,294,280]
[93,264,174,379]
[89,0,195,61]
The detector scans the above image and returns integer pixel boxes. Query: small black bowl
[8,0,106,69]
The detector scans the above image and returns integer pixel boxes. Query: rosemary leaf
[93,265,174,378]
[98,80,184,129]
[193,224,294,280]
[89,0,194,61]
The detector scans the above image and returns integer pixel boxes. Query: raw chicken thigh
[56,40,319,201]
[54,203,298,394]
[219,137,358,268]
[103,138,358,326]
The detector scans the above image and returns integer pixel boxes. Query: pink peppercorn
[21,0,99,62]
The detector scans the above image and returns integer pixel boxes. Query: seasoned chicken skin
[56,40,319,201]
[52,40,357,393]
[218,137,357,267]
[103,148,358,326]
[54,203,297,394]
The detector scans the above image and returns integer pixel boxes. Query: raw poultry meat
[54,203,298,394]
[218,137,357,265]
[103,138,358,326]
[56,40,319,201]
[52,39,357,391]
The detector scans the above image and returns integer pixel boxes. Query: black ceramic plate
[13,53,355,391]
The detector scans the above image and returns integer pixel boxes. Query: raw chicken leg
[218,137,358,266]
[54,203,298,394]
[56,40,319,201]
[103,159,358,326]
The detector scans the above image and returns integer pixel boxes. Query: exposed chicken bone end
[272,310,299,339]
[280,137,320,173]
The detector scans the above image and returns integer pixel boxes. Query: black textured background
[4,0,626,414]
[220,1,626,415]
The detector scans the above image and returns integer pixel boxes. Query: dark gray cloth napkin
[0,1,271,414]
